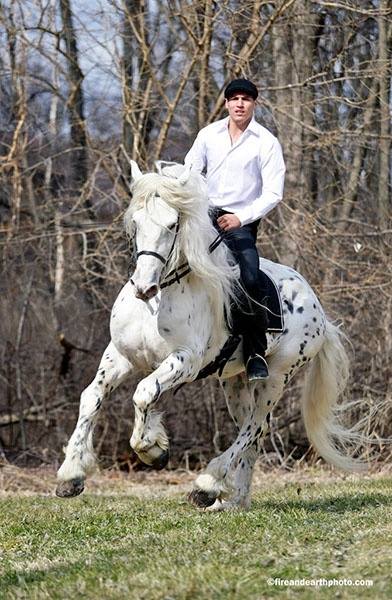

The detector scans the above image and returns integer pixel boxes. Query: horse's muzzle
[132,281,159,301]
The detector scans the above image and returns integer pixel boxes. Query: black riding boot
[243,328,269,381]
[231,302,269,381]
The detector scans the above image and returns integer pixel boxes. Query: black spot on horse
[283,328,289,335]
[292,290,298,302]
[297,306,304,313]
[284,299,294,314]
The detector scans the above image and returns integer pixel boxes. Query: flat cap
[224,78,258,100]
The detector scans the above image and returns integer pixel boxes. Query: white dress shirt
[185,116,285,226]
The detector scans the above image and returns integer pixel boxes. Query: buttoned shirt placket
[215,129,250,202]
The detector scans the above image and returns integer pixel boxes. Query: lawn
[0,466,391,599]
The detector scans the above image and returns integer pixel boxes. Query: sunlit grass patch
[0,470,391,599]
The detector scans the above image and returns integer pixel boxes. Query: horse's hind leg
[220,376,258,509]
[56,342,133,497]
[190,370,285,511]
[189,373,256,510]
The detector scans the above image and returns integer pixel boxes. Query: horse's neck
[160,272,228,355]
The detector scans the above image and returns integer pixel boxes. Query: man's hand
[217,213,241,231]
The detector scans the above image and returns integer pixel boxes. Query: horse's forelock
[131,171,206,217]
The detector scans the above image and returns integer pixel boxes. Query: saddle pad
[261,268,284,332]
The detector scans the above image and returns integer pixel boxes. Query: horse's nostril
[147,285,158,298]
[134,285,158,301]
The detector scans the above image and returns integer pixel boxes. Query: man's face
[225,93,255,127]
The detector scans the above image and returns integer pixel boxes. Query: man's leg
[226,225,270,380]
[211,211,269,380]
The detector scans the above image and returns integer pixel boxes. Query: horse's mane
[124,167,239,329]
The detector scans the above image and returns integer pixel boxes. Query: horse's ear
[130,160,143,182]
[178,164,192,185]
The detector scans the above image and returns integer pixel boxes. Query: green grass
[0,473,391,599]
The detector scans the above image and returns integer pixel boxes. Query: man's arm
[235,138,286,227]
[184,131,207,174]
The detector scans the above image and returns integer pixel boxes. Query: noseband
[136,250,168,264]
[135,219,180,269]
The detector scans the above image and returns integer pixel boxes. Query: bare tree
[59,0,89,198]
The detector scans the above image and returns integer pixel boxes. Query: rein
[160,232,224,289]
[131,226,224,290]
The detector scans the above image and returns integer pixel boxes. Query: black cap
[224,78,258,100]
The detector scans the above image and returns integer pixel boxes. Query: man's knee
[240,270,260,295]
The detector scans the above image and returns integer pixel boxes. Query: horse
[56,161,364,510]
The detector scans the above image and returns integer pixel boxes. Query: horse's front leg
[130,348,200,468]
[56,342,134,497]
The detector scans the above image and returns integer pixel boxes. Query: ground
[0,463,391,599]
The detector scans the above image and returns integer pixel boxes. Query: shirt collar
[218,115,259,136]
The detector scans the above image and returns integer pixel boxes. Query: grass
[0,467,391,599]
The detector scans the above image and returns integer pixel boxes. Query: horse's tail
[301,320,367,472]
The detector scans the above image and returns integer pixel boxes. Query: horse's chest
[110,289,169,370]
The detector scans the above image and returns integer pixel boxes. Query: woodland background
[0,0,390,470]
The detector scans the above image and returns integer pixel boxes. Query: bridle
[131,217,224,290]
[135,219,180,267]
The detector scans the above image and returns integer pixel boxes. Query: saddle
[194,268,284,382]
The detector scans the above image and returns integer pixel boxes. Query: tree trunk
[272,0,319,267]
[59,0,89,197]
[378,0,391,229]
[122,0,153,170]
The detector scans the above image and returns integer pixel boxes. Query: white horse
[56,162,364,510]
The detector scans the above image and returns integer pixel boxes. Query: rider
[185,78,286,381]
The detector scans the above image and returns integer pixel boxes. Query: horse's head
[126,161,191,301]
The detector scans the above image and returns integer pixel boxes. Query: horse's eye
[168,222,177,231]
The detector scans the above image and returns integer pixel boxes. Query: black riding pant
[210,208,269,358]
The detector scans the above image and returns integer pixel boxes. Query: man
[185,78,285,381]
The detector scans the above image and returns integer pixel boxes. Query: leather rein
[133,220,224,290]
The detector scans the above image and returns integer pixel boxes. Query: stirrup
[246,354,269,381]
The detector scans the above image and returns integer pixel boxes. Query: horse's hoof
[55,478,85,498]
[187,489,218,508]
[150,449,169,471]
